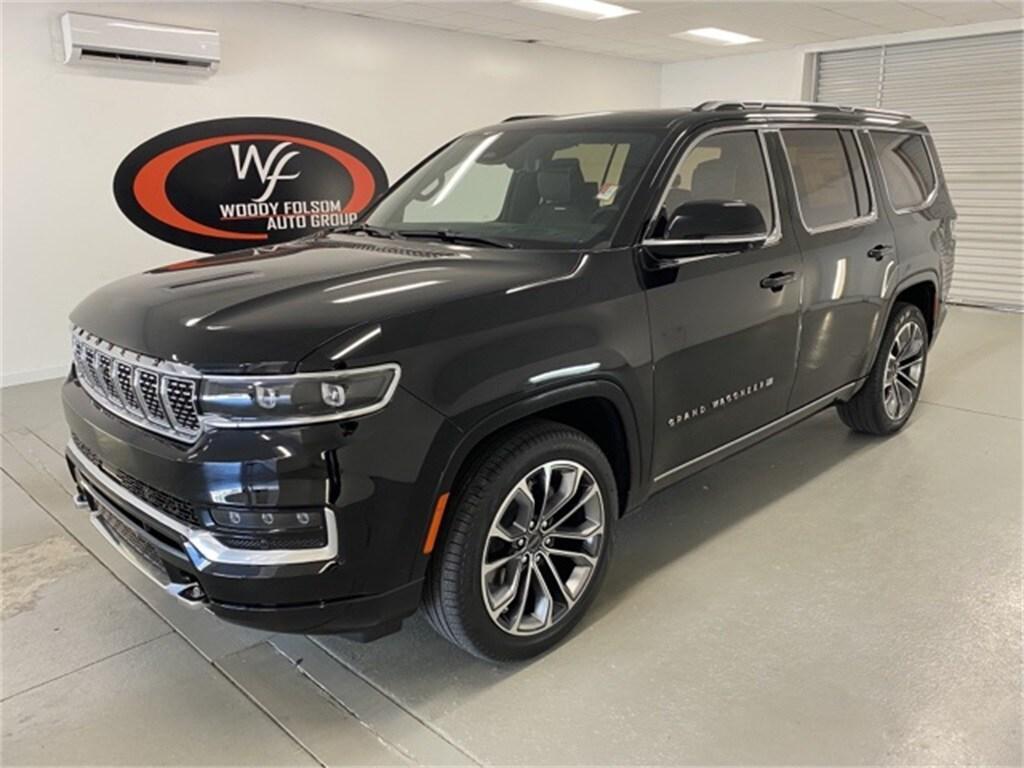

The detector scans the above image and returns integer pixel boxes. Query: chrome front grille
[164,379,201,432]
[115,362,141,412]
[71,328,202,443]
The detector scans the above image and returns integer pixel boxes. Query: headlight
[199,364,400,427]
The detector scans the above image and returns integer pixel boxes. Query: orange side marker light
[423,492,450,554]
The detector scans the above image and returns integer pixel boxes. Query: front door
[644,128,803,484]
[776,127,897,408]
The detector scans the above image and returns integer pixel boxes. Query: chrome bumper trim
[86,496,207,609]
[67,439,338,566]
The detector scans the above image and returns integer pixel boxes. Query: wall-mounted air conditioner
[60,12,220,75]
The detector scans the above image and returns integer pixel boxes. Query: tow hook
[73,488,93,509]
[166,581,208,608]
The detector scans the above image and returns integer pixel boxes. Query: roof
[489,101,927,134]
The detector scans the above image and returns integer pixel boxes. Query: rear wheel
[837,302,928,435]
[423,421,616,661]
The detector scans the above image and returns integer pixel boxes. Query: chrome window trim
[642,234,769,247]
[198,363,402,429]
[643,126,782,250]
[68,439,339,567]
[639,120,930,248]
[867,129,940,216]
[752,121,929,137]
[776,126,879,236]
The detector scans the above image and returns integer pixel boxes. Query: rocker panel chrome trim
[653,382,860,484]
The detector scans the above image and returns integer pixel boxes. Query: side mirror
[644,199,768,261]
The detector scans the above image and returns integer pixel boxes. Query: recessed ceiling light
[521,0,639,21]
[675,27,762,45]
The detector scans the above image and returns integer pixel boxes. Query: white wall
[661,48,806,107]
[0,2,660,386]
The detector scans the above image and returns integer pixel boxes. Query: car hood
[70,234,583,374]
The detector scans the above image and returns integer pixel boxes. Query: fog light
[320,382,347,408]
[209,508,324,531]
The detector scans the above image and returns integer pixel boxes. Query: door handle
[759,271,797,292]
[867,244,894,261]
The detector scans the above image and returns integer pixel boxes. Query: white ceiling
[281,1,1022,62]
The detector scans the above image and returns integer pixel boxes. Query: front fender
[404,375,651,584]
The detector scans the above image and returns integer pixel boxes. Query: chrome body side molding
[506,253,590,295]
[653,381,861,485]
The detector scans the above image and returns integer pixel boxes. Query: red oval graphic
[114,118,388,253]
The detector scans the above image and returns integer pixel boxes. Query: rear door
[870,128,947,297]
[777,127,897,408]
[643,128,803,484]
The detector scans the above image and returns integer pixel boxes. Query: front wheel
[423,421,616,661]
[837,302,929,435]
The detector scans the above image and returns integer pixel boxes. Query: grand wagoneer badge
[668,377,775,427]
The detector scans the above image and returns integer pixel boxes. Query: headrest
[537,159,586,204]
[690,159,737,201]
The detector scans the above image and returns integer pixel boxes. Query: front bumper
[63,376,459,638]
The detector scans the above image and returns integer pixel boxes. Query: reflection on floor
[2,306,1021,766]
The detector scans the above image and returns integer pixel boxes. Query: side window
[782,129,863,231]
[553,142,632,207]
[659,131,774,233]
[872,131,936,211]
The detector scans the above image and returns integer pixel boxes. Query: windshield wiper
[330,223,396,239]
[397,229,515,249]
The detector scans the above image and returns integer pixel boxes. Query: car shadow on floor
[591,409,882,621]
[316,407,890,689]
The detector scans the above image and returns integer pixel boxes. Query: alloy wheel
[883,320,926,421]
[480,461,605,636]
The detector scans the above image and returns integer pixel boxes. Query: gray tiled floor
[3,536,171,699]
[1,306,1021,766]
[1,635,317,766]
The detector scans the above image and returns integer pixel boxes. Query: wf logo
[230,142,301,203]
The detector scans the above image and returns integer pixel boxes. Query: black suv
[65,102,955,660]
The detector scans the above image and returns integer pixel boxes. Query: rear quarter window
[871,131,936,212]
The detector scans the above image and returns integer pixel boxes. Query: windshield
[364,129,660,249]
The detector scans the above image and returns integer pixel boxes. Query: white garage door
[815,31,1024,310]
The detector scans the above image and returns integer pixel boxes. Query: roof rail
[501,114,551,123]
[693,100,910,119]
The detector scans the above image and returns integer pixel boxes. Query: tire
[837,302,929,435]
[423,420,616,661]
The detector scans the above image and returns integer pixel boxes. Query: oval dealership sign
[114,117,388,253]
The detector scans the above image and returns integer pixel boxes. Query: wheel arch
[435,379,644,526]
[892,278,938,339]
[863,271,939,376]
